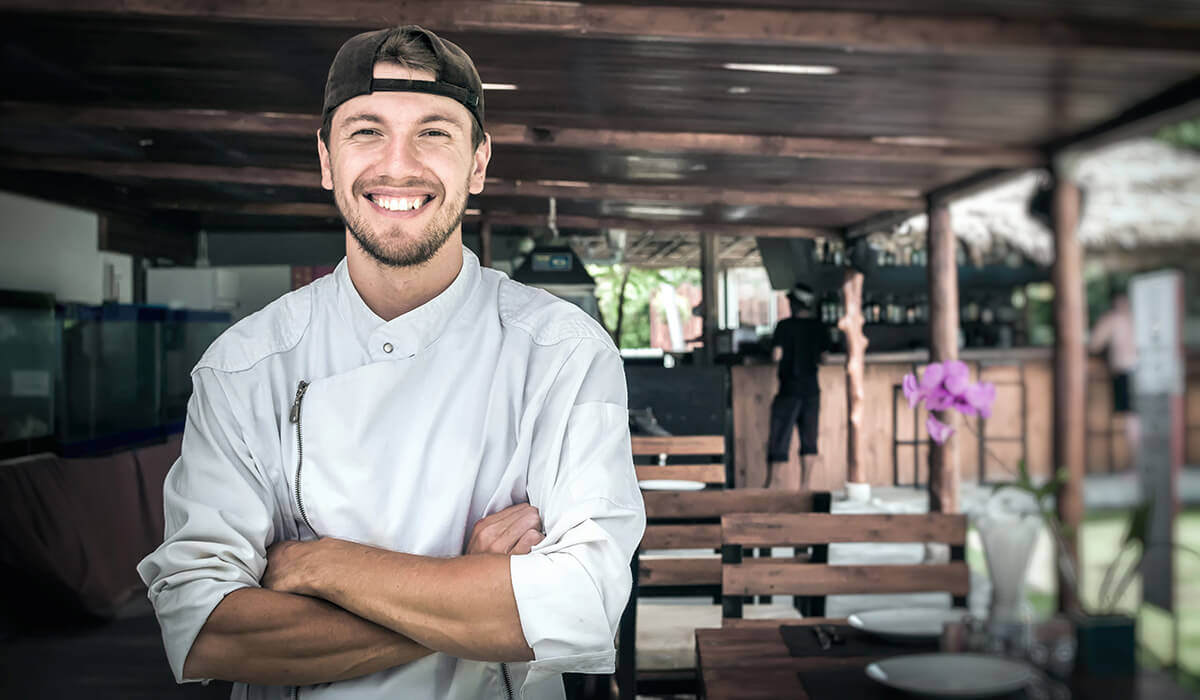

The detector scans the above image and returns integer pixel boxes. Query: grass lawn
[968,508,1200,688]
[1077,508,1200,681]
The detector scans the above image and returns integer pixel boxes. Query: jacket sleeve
[136,367,277,683]
[508,338,646,692]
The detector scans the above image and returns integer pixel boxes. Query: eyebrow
[417,113,467,131]
[339,113,385,130]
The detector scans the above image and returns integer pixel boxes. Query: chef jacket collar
[335,246,481,359]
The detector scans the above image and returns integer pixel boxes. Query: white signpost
[1129,270,1184,666]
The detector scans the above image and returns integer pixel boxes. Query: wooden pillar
[1052,175,1086,611]
[927,203,960,514]
[479,217,493,268]
[838,267,868,486]
[700,232,718,365]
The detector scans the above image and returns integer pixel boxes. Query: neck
[344,229,464,321]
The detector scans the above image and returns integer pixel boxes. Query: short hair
[320,30,486,151]
[788,282,815,312]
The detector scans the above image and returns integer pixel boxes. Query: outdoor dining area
[1,1,1199,699]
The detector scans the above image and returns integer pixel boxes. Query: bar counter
[729,347,1199,491]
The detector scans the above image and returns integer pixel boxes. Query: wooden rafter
[2,2,1197,56]
[0,101,1038,169]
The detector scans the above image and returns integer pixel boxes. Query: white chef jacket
[137,247,646,700]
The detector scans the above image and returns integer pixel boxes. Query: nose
[379,134,423,177]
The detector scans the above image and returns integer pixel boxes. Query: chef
[138,25,645,700]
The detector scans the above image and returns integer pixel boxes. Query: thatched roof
[869,139,1200,266]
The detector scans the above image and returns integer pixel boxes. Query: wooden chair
[615,486,832,700]
[631,434,727,486]
[719,512,969,622]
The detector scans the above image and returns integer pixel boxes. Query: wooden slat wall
[723,562,971,597]
[721,513,967,547]
[632,435,725,456]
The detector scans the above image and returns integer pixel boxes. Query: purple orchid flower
[927,414,955,444]
[965,381,996,419]
[901,361,998,440]
[943,360,971,397]
[902,373,922,409]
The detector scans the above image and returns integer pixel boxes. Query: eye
[351,128,381,137]
[421,128,451,138]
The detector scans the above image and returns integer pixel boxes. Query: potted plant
[901,361,1194,678]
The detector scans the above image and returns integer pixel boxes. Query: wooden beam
[491,124,1041,168]
[1048,75,1200,156]
[0,101,1038,169]
[1,155,319,188]
[471,214,834,239]
[4,2,1197,56]
[927,204,960,514]
[144,198,837,238]
[483,179,923,211]
[700,232,718,365]
[1051,176,1086,613]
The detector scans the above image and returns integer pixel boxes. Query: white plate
[638,479,706,491]
[866,653,1037,698]
[848,607,971,641]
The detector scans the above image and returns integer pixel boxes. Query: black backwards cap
[322,25,484,130]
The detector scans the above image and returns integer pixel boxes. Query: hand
[263,538,327,596]
[467,503,544,555]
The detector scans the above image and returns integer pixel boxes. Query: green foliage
[587,264,700,349]
[1157,118,1200,151]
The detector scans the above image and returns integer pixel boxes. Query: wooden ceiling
[0,1,1197,267]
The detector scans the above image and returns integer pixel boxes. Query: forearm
[185,587,432,685]
[305,540,533,663]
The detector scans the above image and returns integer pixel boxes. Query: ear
[317,130,334,191]
[468,132,491,196]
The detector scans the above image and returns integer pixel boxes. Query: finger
[508,529,545,555]
[495,508,542,551]
[469,504,536,552]
[475,503,534,536]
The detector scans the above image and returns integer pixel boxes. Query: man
[765,283,829,490]
[1088,288,1139,454]
[138,26,645,700]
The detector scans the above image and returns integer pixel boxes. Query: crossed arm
[184,504,544,684]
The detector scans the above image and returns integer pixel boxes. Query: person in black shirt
[766,282,830,490]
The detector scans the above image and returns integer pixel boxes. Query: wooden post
[927,203,960,514]
[1052,175,1086,612]
[479,216,493,268]
[700,232,718,364]
[837,267,868,488]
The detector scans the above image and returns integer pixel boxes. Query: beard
[334,174,468,269]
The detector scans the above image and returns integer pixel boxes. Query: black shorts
[767,392,820,461]
[1112,373,1132,414]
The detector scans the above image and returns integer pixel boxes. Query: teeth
[371,195,427,212]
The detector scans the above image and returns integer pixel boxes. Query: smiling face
[318,63,490,268]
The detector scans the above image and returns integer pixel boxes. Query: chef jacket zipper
[289,379,312,700]
[501,662,514,700]
[289,380,317,537]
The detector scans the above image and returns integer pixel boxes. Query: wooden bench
[631,434,727,486]
[616,487,832,700]
[719,512,970,621]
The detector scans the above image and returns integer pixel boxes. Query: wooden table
[695,619,1193,700]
